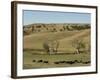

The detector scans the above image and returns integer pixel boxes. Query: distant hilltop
[23,23,90,35]
[24,23,90,27]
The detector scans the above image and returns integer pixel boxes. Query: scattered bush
[54,60,90,65]
[43,61,49,63]
[37,60,43,63]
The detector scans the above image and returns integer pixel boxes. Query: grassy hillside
[23,23,90,35]
[23,24,91,69]
[24,29,90,53]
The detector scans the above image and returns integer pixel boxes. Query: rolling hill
[24,29,90,54]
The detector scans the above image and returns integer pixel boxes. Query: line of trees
[23,24,90,35]
[65,25,90,31]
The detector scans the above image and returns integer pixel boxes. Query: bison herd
[32,59,90,65]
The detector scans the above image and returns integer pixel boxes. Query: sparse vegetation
[23,23,91,69]
[23,23,90,35]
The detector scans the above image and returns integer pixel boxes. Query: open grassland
[23,53,90,69]
[23,28,91,69]
[24,29,90,53]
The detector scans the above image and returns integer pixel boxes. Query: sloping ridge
[59,29,90,42]
[24,29,90,49]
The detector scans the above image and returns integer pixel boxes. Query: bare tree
[43,41,50,54]
[43,40,59,54]
[72,39,86,54]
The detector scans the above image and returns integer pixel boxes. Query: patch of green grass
[23,51,90,69]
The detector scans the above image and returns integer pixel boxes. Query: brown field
[23,23,91,69]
